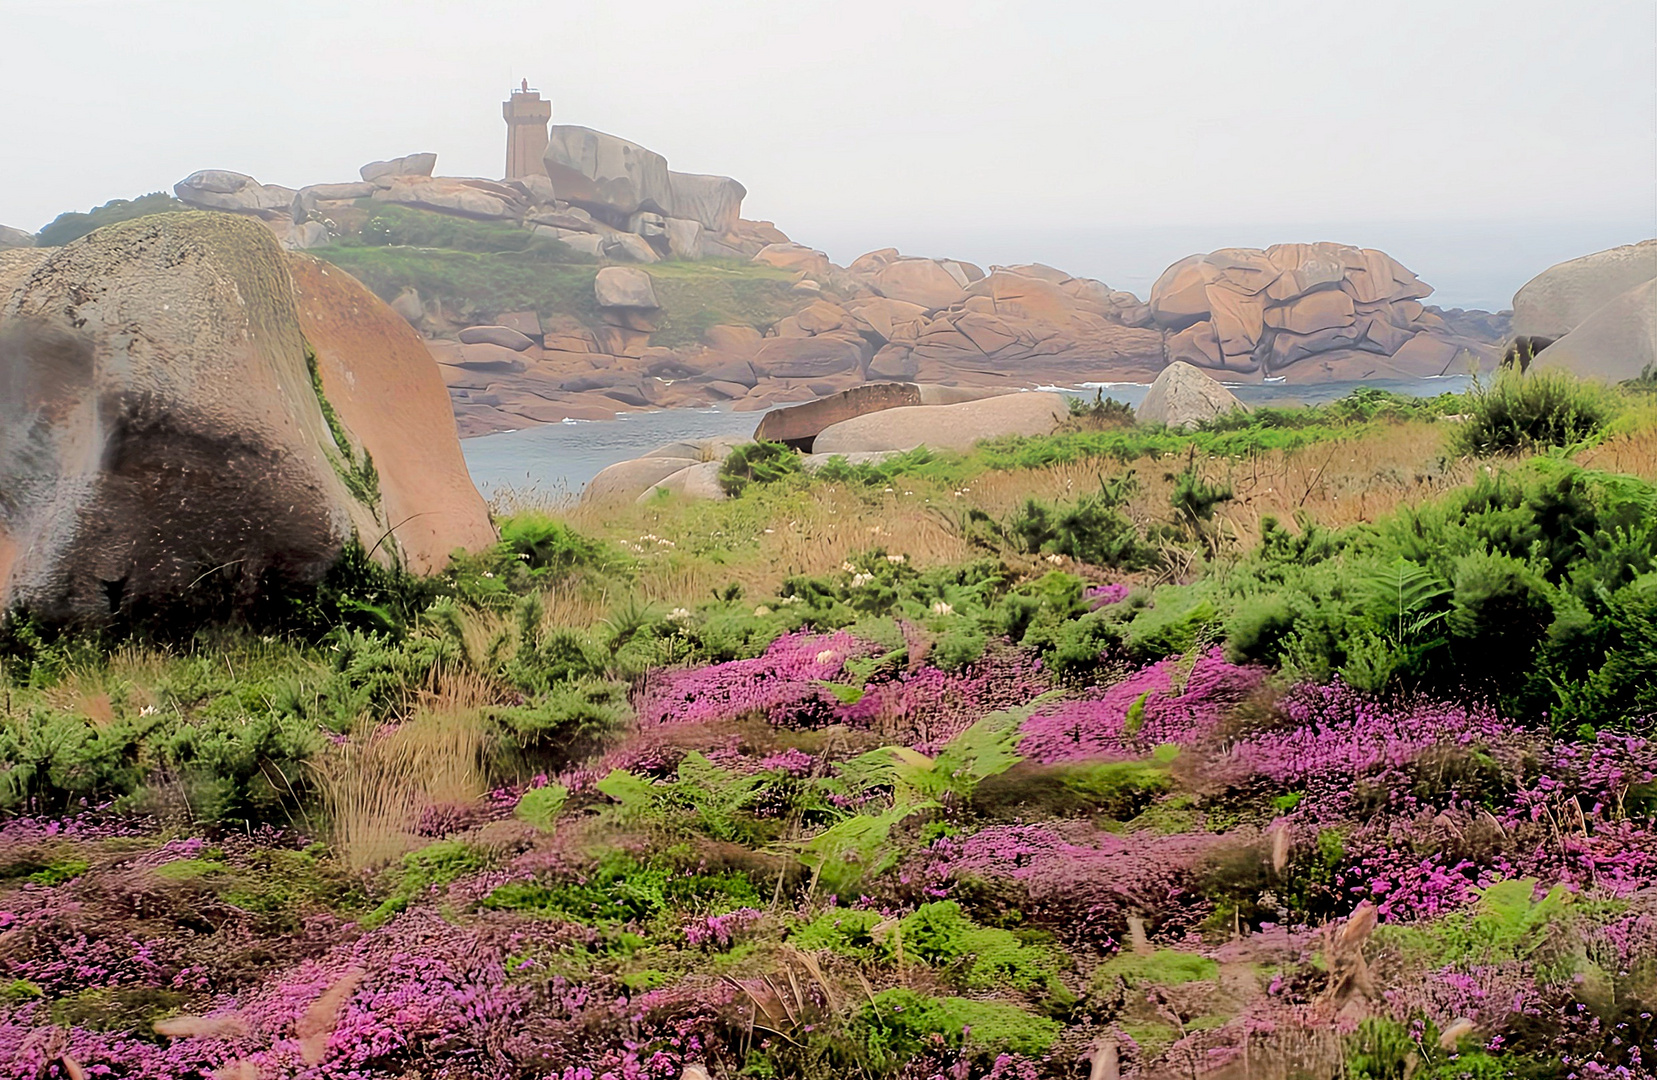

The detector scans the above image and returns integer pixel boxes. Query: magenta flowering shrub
[846,650,1051,752]
[1018,647,1265,763]
[636,630,868,728]
[925,821,1229,937]
[683,906,763,949]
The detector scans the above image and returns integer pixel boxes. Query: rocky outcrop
[371,176,527,220]
[594,266,660,310]
[872,258,968,311]
[1512,239,1657,340]
[360,153,438,184]
[666,173,746,235]
[1147,243,1493,377]
[544,126,673,222]
[1534,277,1657,383]
[0,226,34,251]
[175,170,297,221]
[0,212,493,627]
[812,391,1069,454]
[1136,361,1246,430]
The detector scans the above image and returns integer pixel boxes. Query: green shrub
[35,193,187,247]
[1454,368,1618,455]
[718,441,803,496]
[364,839,493,927]
[1092,948,1218,992]
[483,851,761,924]
[857,988,1060,1065]
[514,783,568,831]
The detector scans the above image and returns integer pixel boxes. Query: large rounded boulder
[1533,277,1657,383]
[1512,240,1657,340]
[0,212,493,628]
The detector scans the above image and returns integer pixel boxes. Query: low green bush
[718,441,803,496]
[1454,368,1618,455]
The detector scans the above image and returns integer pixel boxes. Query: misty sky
[2,0,1653,308]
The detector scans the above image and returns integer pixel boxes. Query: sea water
[459,375,1473,502]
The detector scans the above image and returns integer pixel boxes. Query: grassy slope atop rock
[309,204,802,344]
[2,376,1655,1079]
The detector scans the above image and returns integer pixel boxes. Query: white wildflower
[669,607,691,622]
[1045,553,1064,564]
[851,572,874,587]
[815,649,839,665]
[886,554,905,564]
[841,561,857,573]
[779,595,802,606]
[930,601,953,616]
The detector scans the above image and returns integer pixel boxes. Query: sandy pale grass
[314,704,491,869]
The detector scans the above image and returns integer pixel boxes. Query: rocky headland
[6,122,1529,438]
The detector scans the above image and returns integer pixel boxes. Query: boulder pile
[1148,243,1499,379]
[173,141,781,267]
[0,212,494,628]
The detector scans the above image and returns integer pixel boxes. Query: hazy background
[2,0,1652,309]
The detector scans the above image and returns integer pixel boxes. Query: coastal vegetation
[3,372,1655,1078]
[310,203,804,347]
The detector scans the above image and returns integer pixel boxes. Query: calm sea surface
[459,376,1473,502]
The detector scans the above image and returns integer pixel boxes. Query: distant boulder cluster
[1148,243,1499,379]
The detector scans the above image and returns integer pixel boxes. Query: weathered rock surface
[752,335,868,379]
[639,461,727,502]
[1534,277,1657,383]
[873,258,968,311]
[174,170,297,220]
[755,382,924,449]
[371,176,525,220]
[1136,361,1247,430]
[752,243,831,277]
[544,126,672,222]
[581,456,699,505]
[287,255,495,573]
[1147,243,1488,376]
[459,325,535,351]
[594,266,660,310]
[812,391,1069,454]
[666,172,746,234]
[361,153,438,184]
[1512,239,1657,340]
[0,226,34,250]
[0,212,493,626]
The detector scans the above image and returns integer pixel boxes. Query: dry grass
[313,703,491,869]
[1577,418,1657,481]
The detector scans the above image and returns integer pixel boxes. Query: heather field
[3,376,1656,1080]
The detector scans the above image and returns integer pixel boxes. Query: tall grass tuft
[1454,368,1618,456]
[313,704,490,869]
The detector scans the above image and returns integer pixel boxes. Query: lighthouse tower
[503,80,552,180]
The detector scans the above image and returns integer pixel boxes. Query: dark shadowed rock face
[0,212,492,628]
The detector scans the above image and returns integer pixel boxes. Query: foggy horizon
[3,0,1654,308]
